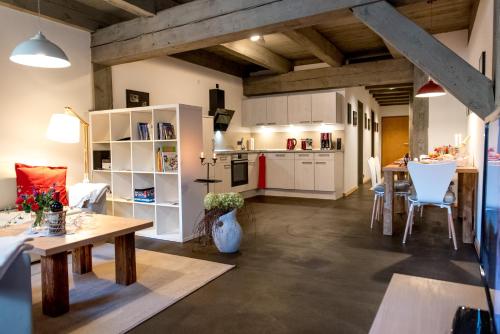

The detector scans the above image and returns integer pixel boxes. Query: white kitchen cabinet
[214,155,231,193]
[247,153,259,191]
[242,98,267,127]
[314,153,335,191]
[288,94,312,124]
[266,95,288,125]
[294,154,314,191]
[311,92,343,124]
[266,153,294,189]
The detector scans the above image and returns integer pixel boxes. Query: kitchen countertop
[214,149,344,155]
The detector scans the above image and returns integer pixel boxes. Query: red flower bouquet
[16,186,56,227]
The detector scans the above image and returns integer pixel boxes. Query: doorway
[357,100,364,185]
[381,116,409,167]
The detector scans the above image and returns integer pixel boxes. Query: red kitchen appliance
[286,138,297,150]
[301,138,313,150]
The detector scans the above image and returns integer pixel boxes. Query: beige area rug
[31,244,234,333]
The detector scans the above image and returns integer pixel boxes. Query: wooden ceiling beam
[373,94,410,100]
[220,40,292,74]
[171,49,249,77]
[91,0,417,66]
[283,27,344,67]
[103,0,156,17]
[468,0,480,40]
[383,39,403,59]
[353,0,495,119]
[244,58,413,96]
[369,88,412,95]
[366,83,413,90]
[0,0,121,31]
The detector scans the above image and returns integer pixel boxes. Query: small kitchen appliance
[301,138,313,150]
[320,132,332,150]
[287,138,297,150]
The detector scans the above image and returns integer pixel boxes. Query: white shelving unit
[89,104,204,242]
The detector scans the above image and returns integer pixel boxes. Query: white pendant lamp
[9,0,70,68]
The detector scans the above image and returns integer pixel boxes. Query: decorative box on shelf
[134,187,155,203]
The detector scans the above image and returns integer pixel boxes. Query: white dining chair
[368,157,410,229]
[403,161,458,250]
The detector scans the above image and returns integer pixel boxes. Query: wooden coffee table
[0,214,153,317]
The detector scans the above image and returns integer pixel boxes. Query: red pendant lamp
[415,0,446,98]
[415,79,446,97]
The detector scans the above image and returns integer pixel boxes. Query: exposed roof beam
[379,102,409,106]
[91,0,417,66]
[373,94,410,100]
[283,27,344,67]
[366,83,413,90]
[468,0,480,40]
[244,58,413,96]
[0,0,120,31]
[219,40,292,74]
[370,88,412,95]
[103,0,156,17]
[171,49,249,77]
[383,39,403,59]
[352,0,495,119]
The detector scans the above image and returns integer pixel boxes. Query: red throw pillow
[15,163,68,205]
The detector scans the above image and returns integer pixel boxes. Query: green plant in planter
[196,192,244,245]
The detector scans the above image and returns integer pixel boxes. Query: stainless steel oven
[231,153,248,187]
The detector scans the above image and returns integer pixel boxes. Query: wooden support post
[383,170,394,235]
[41,252,69,317]
[115,232,136,285]
[72,245,93,274]
[93,63,113,110]
[409,67,428,159]
[459,173,477,244]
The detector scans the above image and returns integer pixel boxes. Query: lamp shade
[415,79,446,98]
[10,32,70,68]
[46,114,80,143]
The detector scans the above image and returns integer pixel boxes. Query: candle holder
[198,156,218,193]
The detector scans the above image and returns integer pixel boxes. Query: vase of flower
[212,209,242,253]
[16,186,57,233]
[195,192,244,253]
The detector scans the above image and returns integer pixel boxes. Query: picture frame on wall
[364,113,367,129]
[479,51,486,75]
[126,89,150,108]
[353,111,358,126]
[347,103,352,124]
[368,120,371,131]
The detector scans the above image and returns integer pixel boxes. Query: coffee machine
[320,133,332,150]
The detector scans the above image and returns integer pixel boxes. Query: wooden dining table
[382,163,478,243]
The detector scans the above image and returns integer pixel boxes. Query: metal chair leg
[370,195,378,229]
[403,203,415,244]
[447,206,458,250]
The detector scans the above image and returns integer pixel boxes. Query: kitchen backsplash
[214,130,345,151]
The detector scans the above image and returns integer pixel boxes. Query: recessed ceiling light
[250,34,262,42]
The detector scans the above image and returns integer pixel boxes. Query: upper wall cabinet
[311,92,343,124]
[266,95,288,125]
[242,97,267,127]
[243,91,343,127]
[288,93,312,124]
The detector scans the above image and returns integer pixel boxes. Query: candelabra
[199,155,218,193]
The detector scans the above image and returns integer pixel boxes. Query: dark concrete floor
[131,184,481,334]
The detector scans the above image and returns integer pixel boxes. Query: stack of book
[156,145,178,172]
[157,122,176,140]
[137,122,153,140]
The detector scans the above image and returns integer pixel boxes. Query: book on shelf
[137,122,152,140]
[157,122,176,140]
[156,145,178,172]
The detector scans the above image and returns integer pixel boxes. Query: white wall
[465,0,494,246]
[111,56,245,151]
[0,7,92,209]
[429,30,469,150]
[380,105,409,117]
[344,87,381,193]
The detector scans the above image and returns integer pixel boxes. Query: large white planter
[212,209,242,253]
